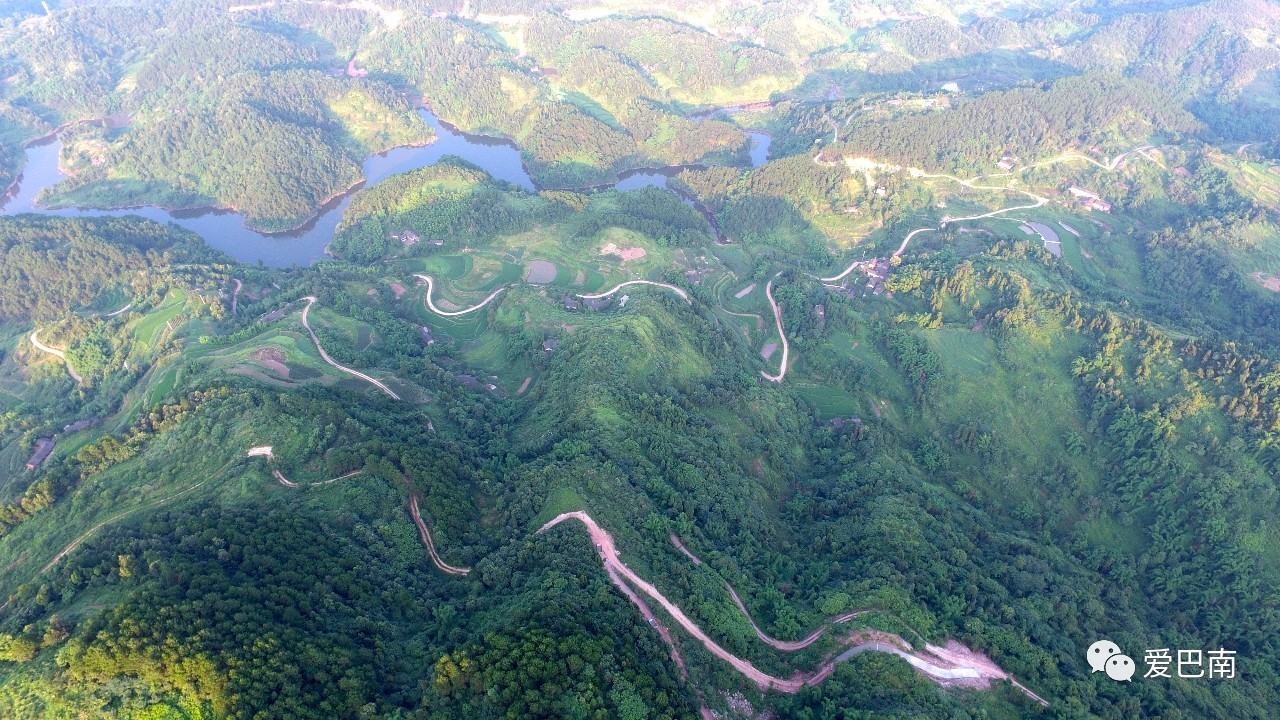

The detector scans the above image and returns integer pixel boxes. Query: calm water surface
[1,112,767,266]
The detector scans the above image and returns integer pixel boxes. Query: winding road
[578,279,691,303]
[759,275,790,383]
[29,331,83,383]
[819,143,1160,282]
[409,495,471,576]
[301,297,401,399]
[722,308,764,332]
[538,511,1047,704]
[414,274,507,317]
[726,582,825,651]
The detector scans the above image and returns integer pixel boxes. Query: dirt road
[231,278,242,315]
[760,275,789,383]
[41,476,215,574]
[578,280,690,303]
[669,534,703,565]
[722,309,764,332]
[537,511,1046,703]
[415,274,506,317]
[29,331,83,383]
[725,582,826,651]
[300,297,401,399]
[820,144,1158,279]
[409,495,470,576]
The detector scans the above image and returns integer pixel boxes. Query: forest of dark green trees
[3,1,1280,719]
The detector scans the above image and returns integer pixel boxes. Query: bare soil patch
[1253,272,1280,292]
[600,242,647,262]
[390,282,406,299]
[251,347,290,377]
[228,366,294,387]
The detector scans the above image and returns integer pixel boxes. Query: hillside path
[301,297,401,399]
[759,275,790,382]
[29,331,83,383]
[538,511,1046,704]
[414,274,506,317]
[409,495,470,575]
[578,280,690,303]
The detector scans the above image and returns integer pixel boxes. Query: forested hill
[3,0,1274,222]
[1,1,1280,719]
[832,75,1200,173]
[0,216,209,321]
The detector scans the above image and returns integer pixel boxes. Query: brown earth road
[408,495,470,576]
[669,534,703,565]
[301,297,401,399]
[760,274,790,383]
[29,330,83,383]
[725,582,826,652]
[538,511,1048,705]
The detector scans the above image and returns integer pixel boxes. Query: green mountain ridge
[1,1,1280,719]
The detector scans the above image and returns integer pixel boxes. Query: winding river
[1,111,768,267]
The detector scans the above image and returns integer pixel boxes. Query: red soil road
[538,511,1048,705]
[606,564,689,679]
[408,495,470,576]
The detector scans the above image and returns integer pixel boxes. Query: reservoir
[1,111,765,266]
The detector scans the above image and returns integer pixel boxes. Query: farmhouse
[63,418,100,433]
[1068,186,1112,213]
[394,229,420,246]
[26,438,55,470]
